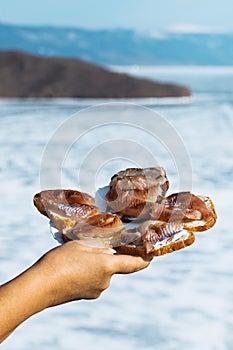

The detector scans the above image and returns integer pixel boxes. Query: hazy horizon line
[0,20,233,35]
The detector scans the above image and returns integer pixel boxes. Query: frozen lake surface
[0,68,233,349]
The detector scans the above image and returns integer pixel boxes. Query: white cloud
[167,24,226,34]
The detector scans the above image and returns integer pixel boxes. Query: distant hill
[0,51,190,98]
[0,22,232,66]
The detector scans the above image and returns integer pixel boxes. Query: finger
[112,254,153,274]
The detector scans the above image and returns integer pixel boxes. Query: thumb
[112,254,153,274]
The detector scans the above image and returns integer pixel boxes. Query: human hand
[39,241,152,306]
[0,241,152,343]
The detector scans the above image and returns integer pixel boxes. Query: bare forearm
[0,242,151,343]
[0,263,50,343]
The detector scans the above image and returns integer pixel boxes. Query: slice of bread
[116,230,195,257]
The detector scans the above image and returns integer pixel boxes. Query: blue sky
[1,0,233,33]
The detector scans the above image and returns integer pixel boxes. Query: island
[0,50,190,98]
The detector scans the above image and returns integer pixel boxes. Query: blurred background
[0,1,232,349]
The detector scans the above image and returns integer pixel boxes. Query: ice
[0,90,232,349]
